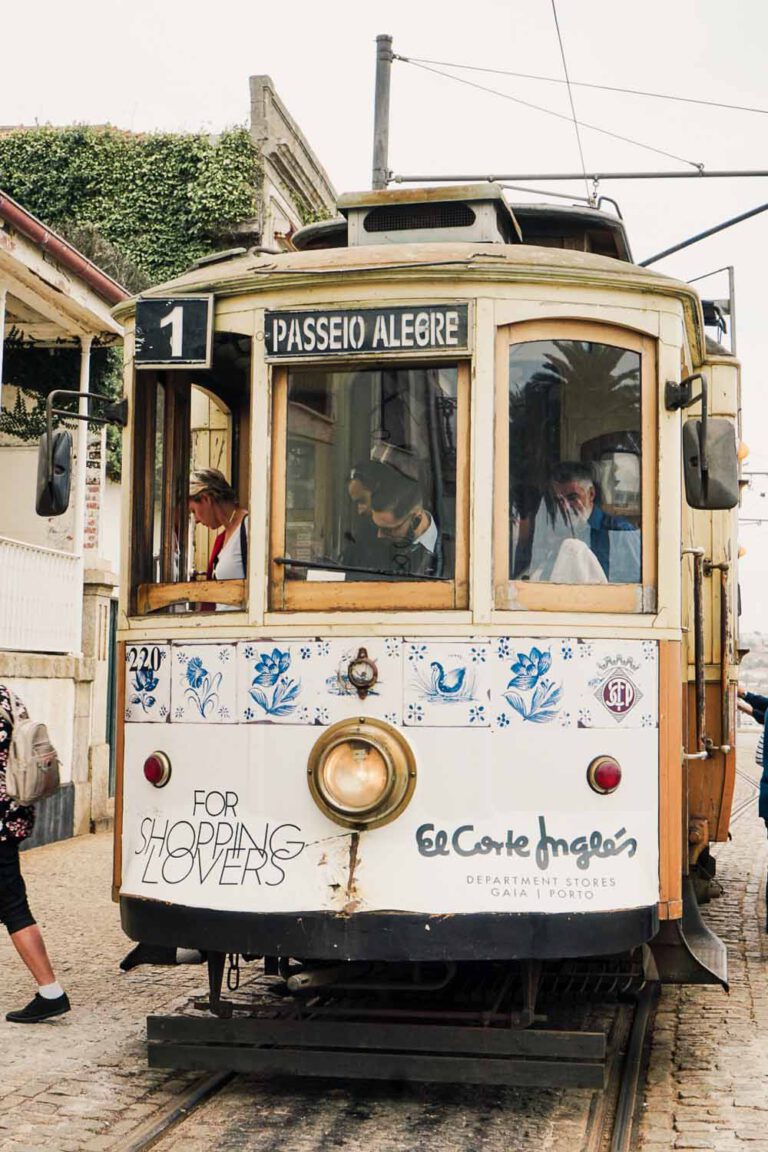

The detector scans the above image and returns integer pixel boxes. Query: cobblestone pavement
[0,832,205,1152]
[2,735,767,1151]
[638,730,768,1151]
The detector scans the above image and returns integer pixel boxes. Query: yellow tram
[60,180,740,1077]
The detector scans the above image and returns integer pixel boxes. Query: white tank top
[214,516,247,581]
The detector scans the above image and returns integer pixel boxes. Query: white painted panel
[122,717,658,916]
[0,535,81,654]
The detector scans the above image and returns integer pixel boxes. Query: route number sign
[135,297,213,368]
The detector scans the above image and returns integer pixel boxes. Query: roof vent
[338,184,522,247]
[364,202,476,233]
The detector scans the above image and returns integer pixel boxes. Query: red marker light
[143,752,171,788]
[587,755,622,795]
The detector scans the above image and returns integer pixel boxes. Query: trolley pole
[372,34,393,190]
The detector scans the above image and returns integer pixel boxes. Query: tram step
[147,1016,607,1088]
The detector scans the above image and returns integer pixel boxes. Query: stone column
[82,565,118,832]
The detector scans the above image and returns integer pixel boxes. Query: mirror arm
[665,371,709,486]
[45,389,129,477]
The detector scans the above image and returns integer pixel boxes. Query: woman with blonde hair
[188,468,248,580]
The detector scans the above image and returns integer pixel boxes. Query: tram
[44,174,742,1077]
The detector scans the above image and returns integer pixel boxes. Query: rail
[0,536,81,654]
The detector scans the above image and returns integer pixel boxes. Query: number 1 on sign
[159,306,184,358]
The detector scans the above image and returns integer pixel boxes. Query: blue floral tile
[124,643,170,723]
[237,642,304,725]
[490,641,567,728]
[171,643,237,724]
[404,641,490,727]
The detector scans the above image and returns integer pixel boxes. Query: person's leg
[0,840,69,1022]
[9,923,55,985]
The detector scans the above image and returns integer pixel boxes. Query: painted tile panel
[490,639,566,730]
[236,638,402,726]
[403,641,491,727]
[171,643,237,723]
[237,641,307,724]
[124,642,171,722]
[490,638,658,731]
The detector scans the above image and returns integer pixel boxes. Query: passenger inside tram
[527,461,641,584]
[284,364,457,582]
[369,468,443,578]
[342,460,396,576]
[508,337,643,586]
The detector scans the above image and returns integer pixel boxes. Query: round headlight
[308,718,416,830]
[321,739,390,811]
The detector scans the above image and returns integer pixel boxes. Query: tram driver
[527,462,640,584]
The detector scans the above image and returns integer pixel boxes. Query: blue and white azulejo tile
[171,643,237,724]
[490,639,567,729]
[124,642,171,722]
[404,640,490,727]
[237,641,306,724]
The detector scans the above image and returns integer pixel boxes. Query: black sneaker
[6,992,71,1023]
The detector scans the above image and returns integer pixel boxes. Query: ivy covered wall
[0,125,262,287]
[0,125,263,477]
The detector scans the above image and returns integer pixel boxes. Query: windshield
[282,364,458,583]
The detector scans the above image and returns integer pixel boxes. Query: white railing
[0,536,82,654]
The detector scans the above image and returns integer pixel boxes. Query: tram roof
[114,184,708,359]
[116,240,701,328]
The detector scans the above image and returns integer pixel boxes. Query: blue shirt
[588,505,641,583]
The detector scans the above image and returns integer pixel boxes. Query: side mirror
[36,429,73,516]
[683,418,739,510]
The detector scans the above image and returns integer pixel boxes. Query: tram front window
[508,339,642,586]
[282,365,458,583]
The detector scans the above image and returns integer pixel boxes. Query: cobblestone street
[1,735,766,1151]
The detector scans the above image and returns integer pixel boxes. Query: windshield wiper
[273,557,445,582]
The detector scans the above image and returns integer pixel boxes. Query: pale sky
[2,0,767,624]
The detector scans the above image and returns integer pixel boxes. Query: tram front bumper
[121,895,658,962]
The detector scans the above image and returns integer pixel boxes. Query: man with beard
[547,461,640,584]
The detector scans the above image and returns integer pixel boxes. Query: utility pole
[372,34,393,190]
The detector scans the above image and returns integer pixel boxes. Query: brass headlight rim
[307,717,416,831]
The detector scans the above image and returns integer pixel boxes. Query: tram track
[111,982,659,1152]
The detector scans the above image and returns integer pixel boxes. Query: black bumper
[121,895,659,962]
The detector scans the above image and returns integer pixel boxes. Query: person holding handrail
[738,684,768,929]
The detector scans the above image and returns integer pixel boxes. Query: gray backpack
[0,694,61,805]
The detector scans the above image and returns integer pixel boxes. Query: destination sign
[264,304,469,358]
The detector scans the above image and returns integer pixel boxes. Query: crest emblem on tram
[591,657,642,721]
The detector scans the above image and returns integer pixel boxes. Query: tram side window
[131,332,251,614]
[508,339,642,585]
[281,364,458,583]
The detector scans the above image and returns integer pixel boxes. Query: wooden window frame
[269,360,470,613]
[131,356,250,617]
[493,319,657,613]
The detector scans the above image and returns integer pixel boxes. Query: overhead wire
[550,0,590,200]
[397,57,704,170]
[396,55,768,117]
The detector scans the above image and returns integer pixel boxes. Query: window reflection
[284,365,457,581]
[509,340,641,584]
